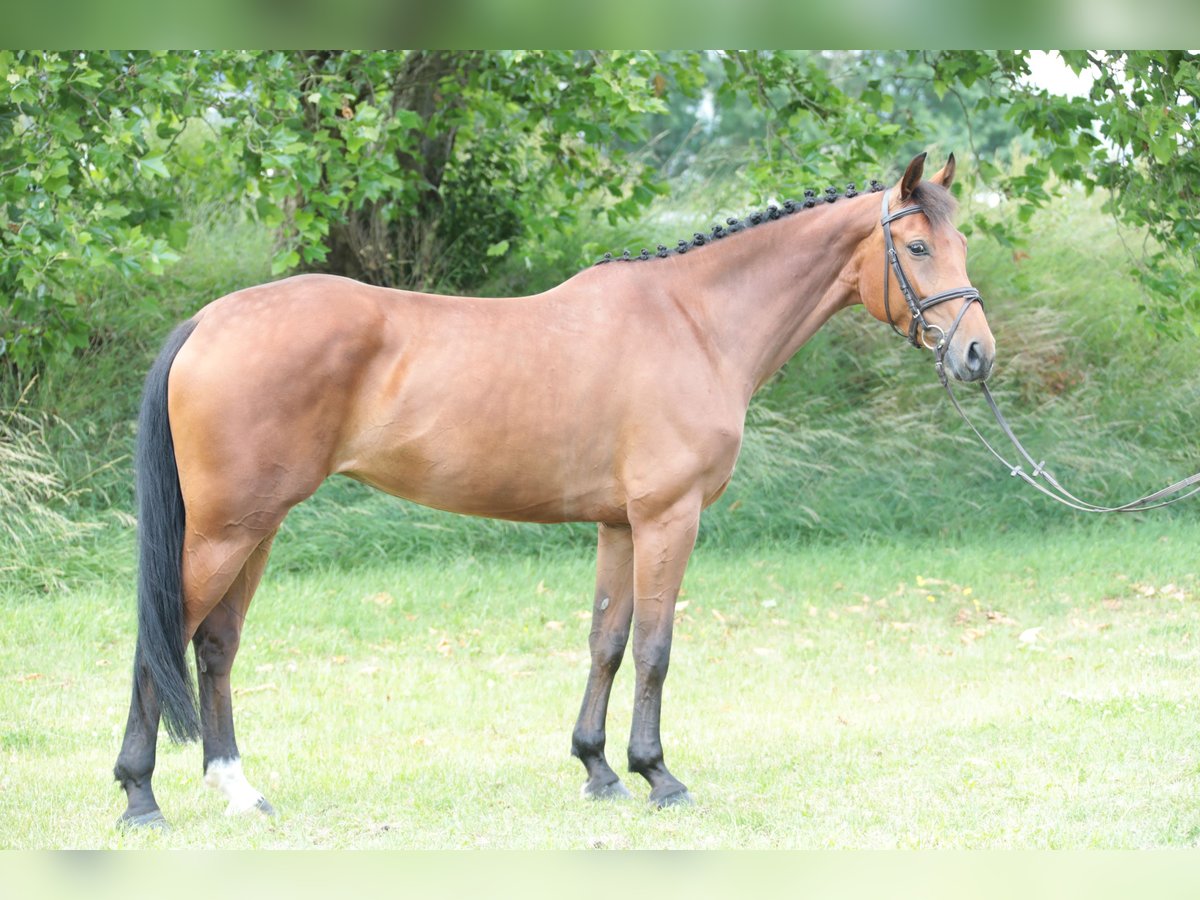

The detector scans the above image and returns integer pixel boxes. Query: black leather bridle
[883,188,1200,513]
[880,188,983,371]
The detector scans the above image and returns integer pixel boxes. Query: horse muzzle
[942,335,994,383]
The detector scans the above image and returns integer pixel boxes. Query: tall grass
[1,184,1197,600]
[0,383,99,592]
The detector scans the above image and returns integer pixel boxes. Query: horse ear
[930,152,956,189]
[898,152,927,201]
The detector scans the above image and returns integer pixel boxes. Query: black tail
[132,319,200,743]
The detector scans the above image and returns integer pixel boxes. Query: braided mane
[595,179,888,266]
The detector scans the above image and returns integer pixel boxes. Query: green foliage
[717,51,906,184]
[269,50,686,287]
[5,50,1200,374]
[1017,51,1200,245]
[683,51,1028,194]
[0,51,689,372]
[0,51,208,368]
[927,51,1200,331]
[0,382,99,591]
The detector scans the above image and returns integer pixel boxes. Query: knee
[590,629,629,673]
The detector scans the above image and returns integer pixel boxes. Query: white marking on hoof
[204,757,267,816]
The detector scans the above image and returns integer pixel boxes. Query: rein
[882,189,1200,514]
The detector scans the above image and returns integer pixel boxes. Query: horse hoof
[582,778,633,800]
[117,809,170,831]
[226,795,276,817]
[649,787,693,809]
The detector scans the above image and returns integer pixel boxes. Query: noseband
[880,188,983,380]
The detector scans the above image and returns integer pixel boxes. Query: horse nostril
[966,340,983,372]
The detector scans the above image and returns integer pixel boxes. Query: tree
[0,50,687,370]
[994,51,1200,331]
[3,50,1197,374]
[720,50,1199,332]
[277,51,688,289]
[0,51,211,369]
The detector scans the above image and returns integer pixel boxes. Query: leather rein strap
[882,190,1200,513]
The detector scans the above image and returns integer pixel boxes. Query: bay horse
[114,152,995,827]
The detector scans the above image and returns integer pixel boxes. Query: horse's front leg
[571,523,635,799]
[626,496,700,807]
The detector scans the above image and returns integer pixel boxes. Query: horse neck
[651,193,877,398]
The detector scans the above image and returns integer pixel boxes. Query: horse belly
[341,442,624,523]
[335,402,627,524]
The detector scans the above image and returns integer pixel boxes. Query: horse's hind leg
[571,523,635,799]
[194,530,277,816]
[114,663,167,828]
[114,524,273,828]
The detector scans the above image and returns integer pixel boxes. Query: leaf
[137,155,169,179]
[235,683,278,695]
[96,202,131,220]
[486,239,510,257]
[270,249,300,275]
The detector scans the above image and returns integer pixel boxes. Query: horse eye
[907,240,929,256]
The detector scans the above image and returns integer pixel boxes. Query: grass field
[3,171,1200,850]
[3,513,1199,849]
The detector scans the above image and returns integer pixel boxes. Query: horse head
[858,152,995,383]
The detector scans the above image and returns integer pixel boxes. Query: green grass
[3,171,1200,849]
[3,515,1199,848]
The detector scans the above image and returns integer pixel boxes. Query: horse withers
[114,152,995,827]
